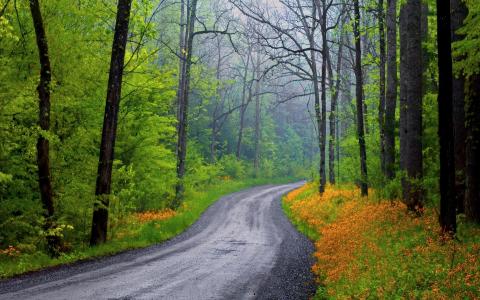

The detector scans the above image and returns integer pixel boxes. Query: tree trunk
[399,5,408,198]
[328,39,344,185]
[90,0,132,246]
[210,39,223,163]
[378,0,386,176]
[465,74,480,223]
[384,0,397,180]
[174,0,198,206]
[236,53,251,159]
[353,0,368,196]
[29,0,59,255]
[451,0,468,213]
[436,0,456,233]
[176,0,187,133]
[254,54,261,174]
[319,0,327,192]
[404,0,423,210]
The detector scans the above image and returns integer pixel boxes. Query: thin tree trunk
[465,74,480,223]
[174,0,198,206]
[90,0,132,246]
[405,0,423,210]
[436,0,456,233]
[451,0,468,213]
[378,0,386,176]
[211,38,223,163]
[319,0,327,192]
[328,39,344,185]
[254,54,261,174]
[384,0,397,180]
[29,0,58,255]
[236,53,251,159]
[176,0,187,127]
[353,0,368,196]
[399,5,408,197]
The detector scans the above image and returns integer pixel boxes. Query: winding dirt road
[0,183,315,299]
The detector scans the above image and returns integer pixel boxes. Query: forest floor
[283,183,480,299]
[0,177,294,279]
[0,183,315,299]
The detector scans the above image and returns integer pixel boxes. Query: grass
[283,183,480,299]
[0,177,295,279]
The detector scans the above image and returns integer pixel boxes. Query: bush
[218,155,246,179]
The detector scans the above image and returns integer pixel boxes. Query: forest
[0,0,479,298]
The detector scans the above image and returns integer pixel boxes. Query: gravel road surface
[0,183,315,300]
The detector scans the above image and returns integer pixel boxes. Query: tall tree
[353,0,368,196]
[90,0,132,246]
[404,0,423,210]
[399,5,408,192]
[436,0,456,233]
[464,73,480,223]
[174,0,198,206]
[253,53,262,174]
[29,0,58,255]
[378,0,387,176]
[328,33,344,185]
[384,0,397,179]
[236,48,252,159]
[319,0,327,193]
[451,0,468,213]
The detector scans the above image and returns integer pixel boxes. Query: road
[0,183,315,300]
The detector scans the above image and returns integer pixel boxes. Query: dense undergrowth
[0,177,292,278]
[283,183,480,299]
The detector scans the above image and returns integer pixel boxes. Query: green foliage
[453,0,480,77]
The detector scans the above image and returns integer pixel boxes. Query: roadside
[0,183,315,299]
[283,183,480,299]
[0,177,295,279]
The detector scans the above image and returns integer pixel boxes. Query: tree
[29,0,59,255]
[353,0,368,196]
[436,0,456,233]
[236,44,253,159]
[90,0,133,246]
[378,0,386,176]
[399,5,408,192]
[464,73,480,223]
[404,0,423,210]
[451,0,468,213]
[174,0,198,207]
[253,53,262,173]
[327,41,343,185]
[384,0,397,180]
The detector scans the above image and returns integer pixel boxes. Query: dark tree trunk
[90,0,132,246]
[384,0,397,180]
[399,6,408,198]
[404,0,423,210]
[29,0,59,255]
[353,0,368,196]
[378,0,386,176]
[451,0,468,213]
[436,0,456,233]
[174,0,198,206]
[465,74,480,223]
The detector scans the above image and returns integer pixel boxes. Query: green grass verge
[0,177,295,279]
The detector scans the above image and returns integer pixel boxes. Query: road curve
[0,183,316,300]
